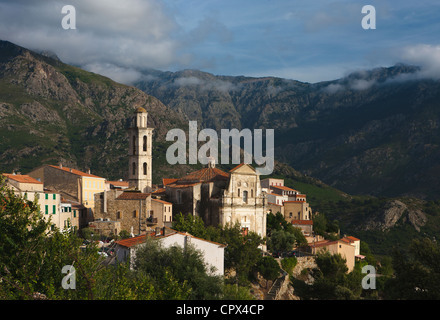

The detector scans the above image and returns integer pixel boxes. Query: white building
[114,228,226,276]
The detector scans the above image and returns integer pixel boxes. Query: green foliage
[266,212,307,252]
[267,229,296,253]
[172,213,208,239]
[133,237,222,299]
[281,257,298,276]
[384,237,440,299]
[292,251,363,300]
[255,256,280,286]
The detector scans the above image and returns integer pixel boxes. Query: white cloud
[83,63,143,84]
[398,44,440,80]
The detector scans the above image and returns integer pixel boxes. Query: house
[114,228,226,276]
[310,238,356,272]
[2,173,75,231]
[27,164,106,226]
[93,189,151,236]
[151,198,173,228]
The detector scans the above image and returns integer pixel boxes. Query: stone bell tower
[127,107,153,193]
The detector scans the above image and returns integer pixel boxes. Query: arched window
[143,162,147,175]
[238,188,240,197]
[132,162,136,176]
[132,135,136,155]
[143,135,147,151]
[251,189,253,198]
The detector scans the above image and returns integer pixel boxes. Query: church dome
[135,106,147,113]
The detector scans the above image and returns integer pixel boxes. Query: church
[164,160,267,241]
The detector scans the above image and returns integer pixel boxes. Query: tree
[133,237,222,299]
[172,213,207,239]
[267,229,296,253]
[384,238,440,299]
[256,256,280,287]
[291,251,362,300]
[219,223,264,285]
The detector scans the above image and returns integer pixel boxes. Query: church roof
[178,166,229,183]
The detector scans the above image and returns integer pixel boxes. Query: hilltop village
[2,107,362,282]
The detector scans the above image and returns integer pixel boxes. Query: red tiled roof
[291,219,313,225]
[284,200,306,203]
[3,173,43,184]
[49,165,104,179]
[152,198,172,205]
[178,167,229,183]
[342,236,360,242]
[116,191,150,200]
[152,188,166,194]
[163,178,178,186]
[106,180,129,187]
[115,234,149,248]
[271,185,299,192]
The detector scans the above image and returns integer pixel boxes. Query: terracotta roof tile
[178,167,229,183]
[3,174,43,184]
[49,165,104,179]
[291,219,313,225]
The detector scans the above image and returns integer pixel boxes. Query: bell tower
[128,106,153,193]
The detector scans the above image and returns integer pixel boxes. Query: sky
[1,0,440,84]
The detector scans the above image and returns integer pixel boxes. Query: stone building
[93,189,151,236]
[165,161,267,244]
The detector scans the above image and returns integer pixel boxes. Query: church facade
[165,161,267,242]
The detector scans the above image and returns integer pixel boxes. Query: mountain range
[134,65,440,200]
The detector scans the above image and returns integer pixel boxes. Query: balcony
[146,216,158,225]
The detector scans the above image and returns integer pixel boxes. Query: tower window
[143,135,147,151]
[132,162,136,176]
[143,162,147,176]
[132,135,136,155]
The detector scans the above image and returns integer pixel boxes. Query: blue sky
[1,0,440,83]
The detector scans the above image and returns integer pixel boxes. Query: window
[133,210,138,218]
[243,190,248,203]
[132,162,136,176]
[143,135,147,151]
[45,193,48,200]
[73,210,77,218]
[143,162,147,176]
[52,205,56,214]
[238,188,240,197]
[132,135,136,155]
[289,212,293,218]
[45,205,48,215]
[251,189,253,198]
[53,194,56,200]
[116,211,121,219]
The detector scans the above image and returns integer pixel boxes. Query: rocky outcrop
[363,200,427,232]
